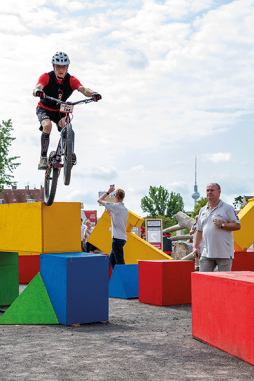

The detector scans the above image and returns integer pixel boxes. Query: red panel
[18,255,40,283]
[139,261,163,305]
[139,260,194,306]
[98,252,112,281]
[192,271,254,365]
[232,252,254,271]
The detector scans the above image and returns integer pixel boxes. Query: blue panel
[40,254,68,324]
[40,253,109,325]
[109,268,127,299]
[109,265,139,299]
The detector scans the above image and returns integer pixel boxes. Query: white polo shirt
[197,200,240,259]
[105,202,129,241]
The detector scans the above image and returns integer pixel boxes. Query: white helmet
[51,52,70,65]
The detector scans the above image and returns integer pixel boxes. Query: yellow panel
[0,202,81,254]
[89,210,172,263]
[124,232,172,264]
[18,251,41,256]
[0,203,43,252]
[126,211,144,232]
[88,211,112,254]
[234,200,254,250]
[42,202,81,253]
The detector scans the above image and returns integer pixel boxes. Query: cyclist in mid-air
[33,51,102,170]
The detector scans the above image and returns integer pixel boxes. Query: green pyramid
[0,273,59,324]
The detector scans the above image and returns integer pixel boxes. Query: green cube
[0,252,19,305]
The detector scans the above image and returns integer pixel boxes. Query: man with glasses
[33,51,101,170]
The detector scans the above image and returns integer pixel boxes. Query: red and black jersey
[37,71,82,111]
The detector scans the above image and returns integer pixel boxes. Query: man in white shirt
[97,187,129,270]
[193,183,241,272]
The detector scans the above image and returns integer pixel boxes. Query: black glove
[36,90,45,99]
[92,92,102,102]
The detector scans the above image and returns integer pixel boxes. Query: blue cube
[109,264,139,299]
[40,253,109,325]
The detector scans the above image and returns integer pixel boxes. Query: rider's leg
[58,117,66,130]
[38,119,52,170]
[41,119,52,156]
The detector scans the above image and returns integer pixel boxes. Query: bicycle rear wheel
[44,166,58,206]
[63,124,73,186]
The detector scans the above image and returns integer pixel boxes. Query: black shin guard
[41,132,50,157]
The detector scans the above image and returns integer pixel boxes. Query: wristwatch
[221,223,225,228]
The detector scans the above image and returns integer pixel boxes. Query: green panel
[0,252,18,266]
[0,265,19,305]
[0,273,59,325]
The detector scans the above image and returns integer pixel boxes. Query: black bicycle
[43,94,94,206]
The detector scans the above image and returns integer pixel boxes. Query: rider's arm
[33,84,44,97]
[78,86,95,97]
[97,187,115,206]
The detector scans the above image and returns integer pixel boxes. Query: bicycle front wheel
[63,124,73,186]
[44,166,58,206]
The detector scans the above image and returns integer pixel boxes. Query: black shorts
[36,107,65,131]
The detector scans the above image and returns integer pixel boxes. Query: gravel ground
[0,287,254,381]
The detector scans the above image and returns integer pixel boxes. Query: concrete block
[40,253,109,325]
[19,255,40,283]
[192,271,254,365]
[139,260,194,306]
[0,202,81,253]
[109,265,139,299]
[0,252,19,305]
[231,252,254,271]
[0,273,58,324]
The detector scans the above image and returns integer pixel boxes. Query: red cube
[139,260,194,306]
[192,271,254,365]
[232,252,254,271]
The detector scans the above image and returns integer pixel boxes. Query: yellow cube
[0,202,81,254]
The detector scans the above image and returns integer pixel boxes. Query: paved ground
[0,287,254,381]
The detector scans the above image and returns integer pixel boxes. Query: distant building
[0,185,44,204]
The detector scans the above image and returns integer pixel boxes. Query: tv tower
[192,156,200,206]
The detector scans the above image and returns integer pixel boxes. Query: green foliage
[141,186,169,217]
[141,186,184,218]
[166,191,185,218]
[191,197,208,218]
[233,196,243,210]
[0,120,20,193]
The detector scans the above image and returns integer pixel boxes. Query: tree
[166,192,184,218]
[191,197,208,218]
[233,196,243,210]
[141,186,169,217]
[0,120,20,192]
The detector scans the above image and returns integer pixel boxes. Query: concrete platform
[0,284,253,380]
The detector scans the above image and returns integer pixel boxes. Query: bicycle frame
[43,94,94,206]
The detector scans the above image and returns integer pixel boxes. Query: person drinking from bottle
[33,51,102,170]
[97,187,129,270]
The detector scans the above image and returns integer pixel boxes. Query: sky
[1,0,254,217]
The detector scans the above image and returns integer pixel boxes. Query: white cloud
[1,0,254,217]
[89,165,119,180]
[202,153,232,163]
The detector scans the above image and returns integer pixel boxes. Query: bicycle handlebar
[43,94,94,105]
